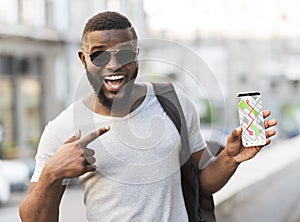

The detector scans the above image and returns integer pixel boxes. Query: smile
[103,74,126,91]
[104,74,125,82]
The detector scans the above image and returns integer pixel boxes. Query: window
[0,0,18,24]
[0,55,42,158]
[19,0,46,27]
[19,0,35,25]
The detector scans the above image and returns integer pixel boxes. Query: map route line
[246,99,254,136]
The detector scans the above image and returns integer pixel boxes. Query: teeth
[104,75,125,81]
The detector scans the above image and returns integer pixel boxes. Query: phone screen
[237,92,266,147]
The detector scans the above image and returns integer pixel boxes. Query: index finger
[78,126,110,148]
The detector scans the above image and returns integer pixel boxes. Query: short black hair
[81,11,137,47]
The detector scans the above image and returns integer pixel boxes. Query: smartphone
[237,91,266,147]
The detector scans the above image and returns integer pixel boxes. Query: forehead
[83,29,136,52]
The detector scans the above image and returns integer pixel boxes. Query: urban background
[1,0,300,221]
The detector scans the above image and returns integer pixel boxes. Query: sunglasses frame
[84,48,139,67]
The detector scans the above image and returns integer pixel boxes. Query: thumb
[227,127,242,143]
[63,129,81,144]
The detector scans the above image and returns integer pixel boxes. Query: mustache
[86,66,138,90]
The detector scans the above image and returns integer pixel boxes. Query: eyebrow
[90,44,136,53]
[90,45,107,52]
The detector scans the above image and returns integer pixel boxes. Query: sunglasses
[86,49,138,67]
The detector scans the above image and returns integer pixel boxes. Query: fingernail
[236,127,242,133]
[75,129,81,139]
[104,125,110,131]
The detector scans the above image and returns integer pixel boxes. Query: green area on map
[238,100,259,116]
[239,99,261,136]
[250,124,261,136]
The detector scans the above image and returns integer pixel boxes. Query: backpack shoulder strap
[152,82,190,161]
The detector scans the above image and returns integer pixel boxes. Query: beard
[86,70,113,109]
[86,67,138,110]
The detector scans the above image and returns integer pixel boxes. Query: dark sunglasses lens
[90,50,137,67]
[91,51,111,67]
[116,50,137,65]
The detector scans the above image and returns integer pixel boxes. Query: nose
[105,54,121,70]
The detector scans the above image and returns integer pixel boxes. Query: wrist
[220,150,240,170]
[41,163,64,185]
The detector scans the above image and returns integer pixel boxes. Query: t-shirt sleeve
[31,121,71,185]
[30,122,61,183]
[175,87,207,153]
[30,103,80,185]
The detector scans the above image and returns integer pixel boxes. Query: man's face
[80,29,138,109]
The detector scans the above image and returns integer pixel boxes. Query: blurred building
[0,0,145,158]
[1,0,300,158]
[144,0,300,137]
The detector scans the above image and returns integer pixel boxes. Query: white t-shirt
[31,83,206,222]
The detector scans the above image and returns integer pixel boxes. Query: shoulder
[48,102,75,127]
[149,82,198,113]
[45,101,85,143]
[173,84,198,112]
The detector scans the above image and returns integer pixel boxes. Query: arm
[19,182,66,222]
[193,110,277,196]
[19,126,110,222]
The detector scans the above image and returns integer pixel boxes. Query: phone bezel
[237,91,260,97]
[236,91,266,147]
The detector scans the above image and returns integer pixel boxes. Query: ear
[78,51,87,69]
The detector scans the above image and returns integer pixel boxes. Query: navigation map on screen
[237,93,266,147]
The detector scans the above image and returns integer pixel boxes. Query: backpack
[153,82,216,222]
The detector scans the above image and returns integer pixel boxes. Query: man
[19,11,277,222]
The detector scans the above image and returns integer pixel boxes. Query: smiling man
[19,11,277,222]
[79,25,141,115]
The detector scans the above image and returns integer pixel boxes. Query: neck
[83,83,146,117]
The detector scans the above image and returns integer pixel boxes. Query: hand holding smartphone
[237,92,266,147]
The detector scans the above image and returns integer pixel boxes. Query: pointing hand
[44,126,110,181]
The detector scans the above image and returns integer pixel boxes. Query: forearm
[199,150,239,195]
[19,169,65,222]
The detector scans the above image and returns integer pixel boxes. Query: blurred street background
[1,0,300,221]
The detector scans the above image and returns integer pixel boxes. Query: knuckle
[74,141,80,147]
[90,132,97,140]
[79,157,86,164]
